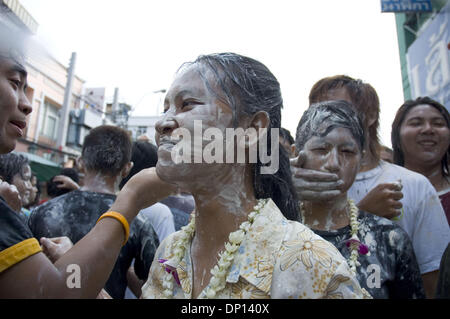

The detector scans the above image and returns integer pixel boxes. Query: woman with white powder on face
[291,74,449,298]
[141,52,366,299]
[294,100,425,298]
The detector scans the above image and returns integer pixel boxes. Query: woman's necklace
[159,198,268,298]
[299,199,368,275]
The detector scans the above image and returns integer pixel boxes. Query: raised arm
[0,168,176,298]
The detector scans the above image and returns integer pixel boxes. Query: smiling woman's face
[399,104,450,169]
[155,65,235,184]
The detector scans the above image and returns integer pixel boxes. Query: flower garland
[159,198,268,299]
[299,199,369,275]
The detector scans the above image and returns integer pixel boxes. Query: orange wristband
[97,211,130,246]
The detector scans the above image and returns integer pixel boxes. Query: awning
[15,152,62,182]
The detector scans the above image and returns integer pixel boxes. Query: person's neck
[302,194,350,231]
[405,161,449,192]
[80,171,121,195]
[189,165,257,250]
[186,165,258,299]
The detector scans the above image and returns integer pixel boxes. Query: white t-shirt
[348,160,450,274]
[139,203,176,242]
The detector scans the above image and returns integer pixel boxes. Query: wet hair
[182,52,299,221]
[280,127,295,145]
[81,125,132,177]
[308,75,380,161]
[295,100,365,153]
[119,141,158,189]
[391,96,450,176]
[46,167,80,198]
[0,153,29,183]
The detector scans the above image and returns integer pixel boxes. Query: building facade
[126,115,160,144]
[1,0,105,180]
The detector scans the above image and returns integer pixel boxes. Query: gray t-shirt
[138,203,175,242]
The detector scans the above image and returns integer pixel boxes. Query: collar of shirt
[354,160,385,182]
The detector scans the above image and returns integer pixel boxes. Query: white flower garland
[346,199,365,274]
[161,198,268,299]
[299,199,368,275]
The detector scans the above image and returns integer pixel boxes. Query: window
[40,100,60,140]
[42,152,54,162]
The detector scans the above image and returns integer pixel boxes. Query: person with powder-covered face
[291,75,450,298]
[141,53,366,299]
[0,24,175,298]
[295,100,424,298]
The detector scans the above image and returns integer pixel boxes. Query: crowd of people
[0,24,449,299]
